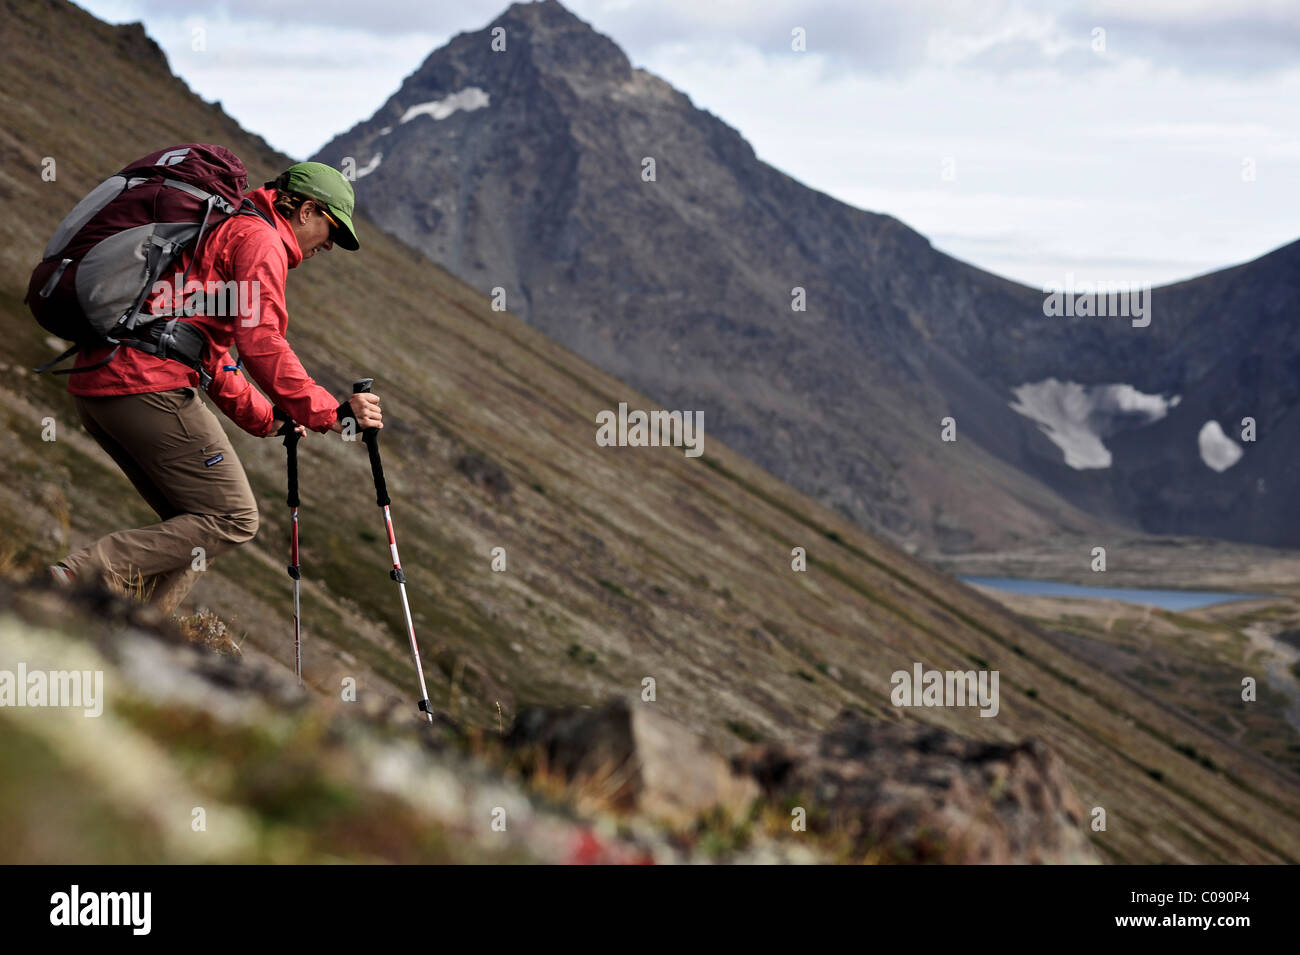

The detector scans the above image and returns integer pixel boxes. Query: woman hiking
[49,161,383,614]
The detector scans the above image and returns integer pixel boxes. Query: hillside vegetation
[0,0,1298,862]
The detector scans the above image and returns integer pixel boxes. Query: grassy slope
[0,0,1297,863]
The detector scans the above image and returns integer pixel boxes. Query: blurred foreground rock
[505,699,1096,864]
[0,577,803,863]
[3,575,1095,864]
[734,709,1099,864]
[505,698,760,826]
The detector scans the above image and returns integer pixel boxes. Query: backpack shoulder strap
[238,198,274,227]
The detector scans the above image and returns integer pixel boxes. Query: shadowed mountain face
[311,0,1105,554]
[928,241,1300,547]
[314,0,1300,549]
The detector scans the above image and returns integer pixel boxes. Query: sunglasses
[311,201,340,241]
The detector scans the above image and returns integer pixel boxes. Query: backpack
[26,143,271,387]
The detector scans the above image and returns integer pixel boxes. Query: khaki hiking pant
[60,387,259,615]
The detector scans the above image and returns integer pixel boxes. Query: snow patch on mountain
[1010,380,1180,470]
[399,88,490,125]
[355,153,382,179]
[1198,420,1243,472]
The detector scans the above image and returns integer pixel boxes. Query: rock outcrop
[734,709,1099,864]
[505,698,1097,864]
[506,698,760,826]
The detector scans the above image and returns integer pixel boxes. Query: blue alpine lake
[959,576,1271,611]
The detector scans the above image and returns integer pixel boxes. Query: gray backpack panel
[75,222,202,335]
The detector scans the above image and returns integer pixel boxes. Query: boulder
[506,699,759,825]
[734,709,1099,864]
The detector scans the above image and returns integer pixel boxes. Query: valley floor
[932,535,1300,597]
[969,586,1300,780]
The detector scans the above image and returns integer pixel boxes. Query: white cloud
[77,0,1300,286]
[78,4,445,158]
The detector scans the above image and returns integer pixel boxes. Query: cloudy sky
[80,0,1300,288]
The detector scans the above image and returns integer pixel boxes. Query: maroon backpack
[26,143,270,384]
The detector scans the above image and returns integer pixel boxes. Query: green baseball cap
[266,161,360,251]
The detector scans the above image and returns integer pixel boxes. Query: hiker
[49,161,383,613]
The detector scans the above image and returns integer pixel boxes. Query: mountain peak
[497,0,587,28]
[450,0,632,88]
[313,0,636,169]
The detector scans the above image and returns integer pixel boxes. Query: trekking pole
[352,379,433,723]
[276,409,303,686]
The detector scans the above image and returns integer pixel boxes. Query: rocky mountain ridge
[315,0,1300,550]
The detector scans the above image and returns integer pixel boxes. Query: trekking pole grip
[353,379,390,508]
[275,409,300,507]
[285,432,300,507]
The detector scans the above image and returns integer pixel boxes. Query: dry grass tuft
[176,608,244,658]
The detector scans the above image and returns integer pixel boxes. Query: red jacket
[68,186,339,437]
